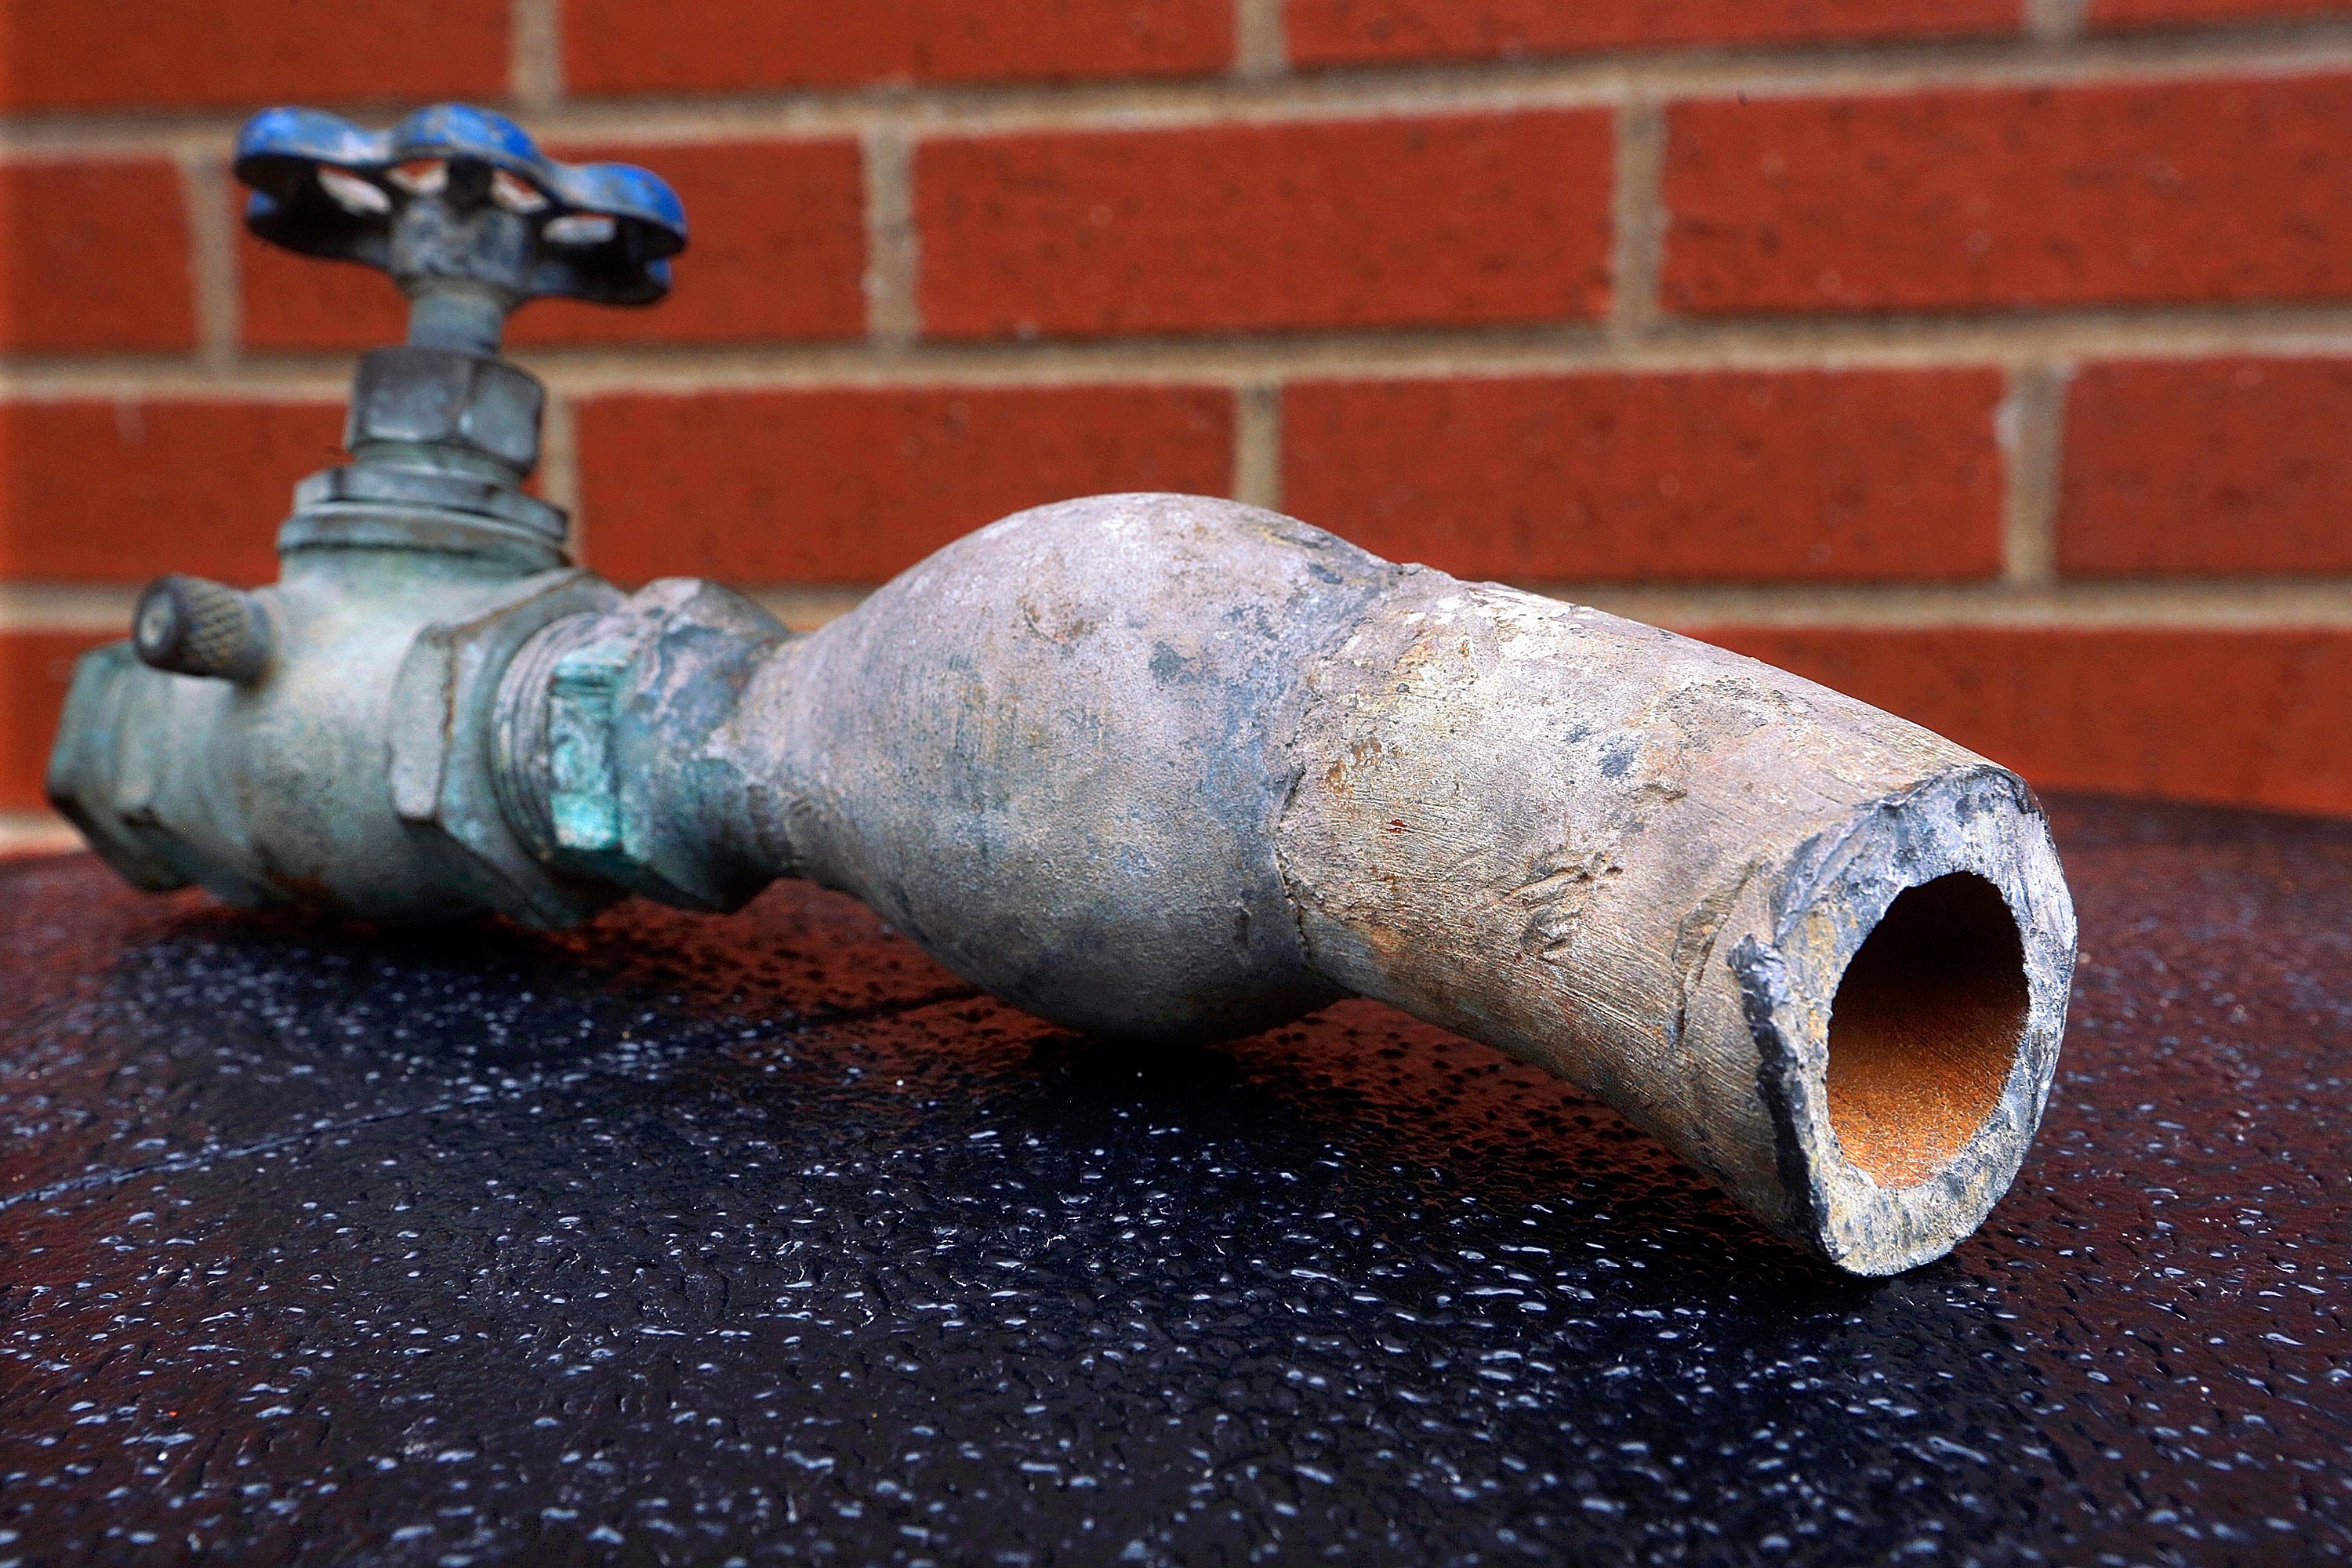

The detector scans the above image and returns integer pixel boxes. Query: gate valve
[143,104,695,589]
[60,103,702,926]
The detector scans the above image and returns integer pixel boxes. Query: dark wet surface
[0,794,2344,1566]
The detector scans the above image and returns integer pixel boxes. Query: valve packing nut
[345,347,545,475]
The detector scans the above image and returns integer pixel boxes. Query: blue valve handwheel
[234,103,688,307]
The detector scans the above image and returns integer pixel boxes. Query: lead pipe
[492,494,2076,1276]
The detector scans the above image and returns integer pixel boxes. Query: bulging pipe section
[495,494,2075,1274]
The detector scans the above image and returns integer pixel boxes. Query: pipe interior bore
[1826,871,2032,1188]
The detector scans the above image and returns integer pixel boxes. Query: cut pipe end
[1734,768,2076,1276]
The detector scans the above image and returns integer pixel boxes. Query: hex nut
[386,568,622,926]
[345,347,543,474]
[45,643,193,893]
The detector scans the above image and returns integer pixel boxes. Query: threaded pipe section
[491,609,608,866]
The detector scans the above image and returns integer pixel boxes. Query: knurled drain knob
[133,575,273,684]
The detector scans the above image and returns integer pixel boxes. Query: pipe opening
[1826,872,2029,1188]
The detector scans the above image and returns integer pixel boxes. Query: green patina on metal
[547,641,633,858]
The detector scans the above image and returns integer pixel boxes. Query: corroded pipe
[485,494,2075,1275]
[48,103,2078,1276]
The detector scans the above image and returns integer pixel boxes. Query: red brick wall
[4,0,2350,839]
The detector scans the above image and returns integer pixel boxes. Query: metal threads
[132,575,272,684]
[491,610,612,866]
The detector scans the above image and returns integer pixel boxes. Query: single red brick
[240,140,868,352]
[1693,626,2352,818]
[2090,0,2351,24]
[2,631,111,812]
[0,401,343,585]
[918,112,1613,339]
[562,0,1231,94]
[0,161,194,354]
[1285,368,2005,583]
[236,234,405,354]
[1664,75,2352,315]
[578,386,1234,585]
[517,141,866,348]
[1290,0,2016,67]
[1,0,503,114]
[2060,358,2352,576]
